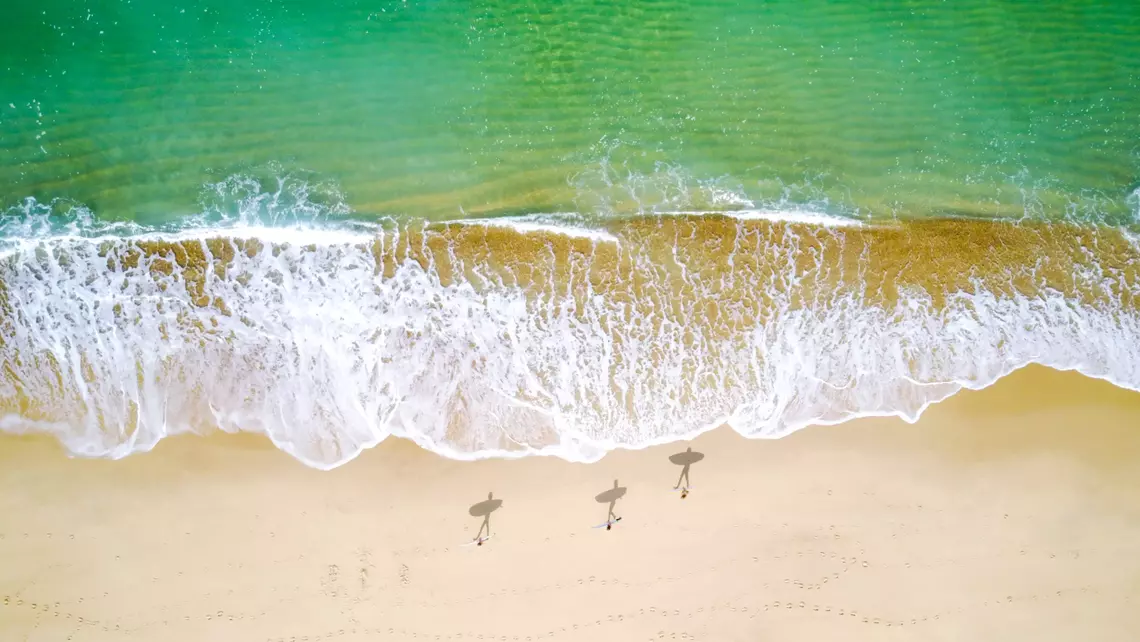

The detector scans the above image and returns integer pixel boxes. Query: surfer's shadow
[466,492,502,546]
[670,447,704,498]
[594,479,626,530]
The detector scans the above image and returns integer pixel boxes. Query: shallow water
[1,1,1139,467]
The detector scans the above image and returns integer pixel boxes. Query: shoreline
[2,365,1139,640]
[5,210,1140,468]
[4,360,1138,471]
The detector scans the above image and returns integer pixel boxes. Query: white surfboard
[462,535,494,547]
[593,517,623,529]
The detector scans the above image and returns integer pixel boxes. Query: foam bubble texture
[1,212,1139,468]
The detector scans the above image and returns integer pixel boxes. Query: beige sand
[2,365,1139,641]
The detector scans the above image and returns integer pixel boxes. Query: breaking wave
[2,185,1140,469]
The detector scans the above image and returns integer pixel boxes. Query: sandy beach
[2,365,1139,641]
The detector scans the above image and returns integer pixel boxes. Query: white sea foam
[0,222,376,257]
[2,197,1140,469]
[662,208,864,228]
[436,215,620,244]
[565,135,867,223]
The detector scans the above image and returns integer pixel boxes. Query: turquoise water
[2,0,1138,224]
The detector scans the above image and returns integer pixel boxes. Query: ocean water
[1,1,1138,468]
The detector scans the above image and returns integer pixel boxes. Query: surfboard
[593,517,623,529]
[671,486,695,491]
[461,535,494,547]
[669,450,705,466]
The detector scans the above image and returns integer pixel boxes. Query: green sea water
[2,0,1138,225]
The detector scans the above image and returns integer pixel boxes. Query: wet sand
[2,365,1139,641]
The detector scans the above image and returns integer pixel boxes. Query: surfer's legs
[476,515,490,540]
[679,465,691,489]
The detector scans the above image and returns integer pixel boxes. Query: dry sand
[2,365,1139,641]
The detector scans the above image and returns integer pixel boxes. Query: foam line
[436,216,621,243]
[663,209,866,227]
